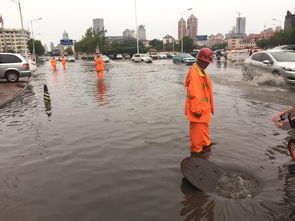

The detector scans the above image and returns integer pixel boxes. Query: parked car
[173,53,196,65]
[131,54,141,62]
[67,57,76,62]
[140,54,152,63]
[108,54,115,60]
[243,49,295,84]
[101,55,110,63]
[132,54,152,63]
[166,52,175,59]
[116,54,123,59]
[122,53,131,59]
[157,52,167,59]
[149,52,158,59]
[38,57,47,62]
[0,53,31,82]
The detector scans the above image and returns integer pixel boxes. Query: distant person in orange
[95,54,105,78]
[184,48,215,153]
[61,56,67,70]
[50,57,57,71]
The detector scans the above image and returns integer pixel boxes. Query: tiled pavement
[0,77,30,107]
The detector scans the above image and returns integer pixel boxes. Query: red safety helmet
[197,48,213,63]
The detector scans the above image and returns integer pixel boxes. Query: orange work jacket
[61,58,66,64]
[184,63,214,123]
[51,59,57,66]
[95,57,105,71]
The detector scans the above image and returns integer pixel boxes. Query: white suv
[0,53,31,82]
[132,54,152,63]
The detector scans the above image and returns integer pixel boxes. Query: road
[0,59,295,221]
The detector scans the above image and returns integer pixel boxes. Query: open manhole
[216,171,260,199]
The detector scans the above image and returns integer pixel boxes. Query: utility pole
[135,0,139,54]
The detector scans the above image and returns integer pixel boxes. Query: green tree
[27,39,45,56]
[75,27,109,53]
[211,42,228,51]
[183,36,194,52]
[64,47,74,55]
[149,39,163,51]
[256,28,295,49]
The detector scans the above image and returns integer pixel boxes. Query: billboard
[196,35,208,41]
[60,39,74,45]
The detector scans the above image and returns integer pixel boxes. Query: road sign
[60,39,74,45]
[196,35,208,41]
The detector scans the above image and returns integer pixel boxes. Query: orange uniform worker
[50,57,57,71]
[184,48,214,153]
[61,56,67,70]
[95,54,105,78]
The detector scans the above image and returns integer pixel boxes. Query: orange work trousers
[62,63,66,70]
[96,70,104,78]
[190,122,211,152]
[52,65,56,71]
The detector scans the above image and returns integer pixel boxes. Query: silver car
[0,53,31,82]
[243,50,295,84]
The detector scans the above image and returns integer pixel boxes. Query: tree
[64,47,74,55]
[211,42,228,51]
[149,39,163,51]
[183,36,194,52]
[75,27,109,53]
[27,39,45,56]
[256,28,295,49]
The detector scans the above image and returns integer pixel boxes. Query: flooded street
[1,59,295,221]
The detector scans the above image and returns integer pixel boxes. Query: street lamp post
[134,0,139,54]
[181,8,192,53]
[30,18,42,62]
[11,0,28,57]
[272,18,282,28]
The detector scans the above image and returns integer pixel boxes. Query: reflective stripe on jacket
[184,63,214,123]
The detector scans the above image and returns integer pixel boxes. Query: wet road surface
[0,59,295,221]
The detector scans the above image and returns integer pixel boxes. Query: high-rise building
[62,30,69,40]
[284,11,295,29]
[178,18,186,40]
[123,29,135,39]
[50,42,55,51]
[93,18,104,33]
[187,14,198,42]
[236,17,246,38]
[137,25,146,41]
[43,44,48,52]
[0,28,30,54]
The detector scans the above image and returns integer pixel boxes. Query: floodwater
[0,59,295,221]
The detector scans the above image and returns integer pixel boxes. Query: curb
[0,76,31,109]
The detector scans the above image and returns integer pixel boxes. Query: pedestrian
[184,48,215,154]
[61,56,67,70]
[95,54,105,78]
[50,57,57,71]
[223,50,228,61]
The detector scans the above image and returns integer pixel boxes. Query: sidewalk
[0,77,30,108]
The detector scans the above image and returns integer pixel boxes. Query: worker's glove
[194,113,202,118]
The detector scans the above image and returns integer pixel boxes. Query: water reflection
[97,79,106,106]
[52,70,58,84]
[180,179,215,221]
[215,61,227,69]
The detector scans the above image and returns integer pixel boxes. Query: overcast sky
[2,0,295,47]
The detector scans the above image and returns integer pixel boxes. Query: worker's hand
[194,113,201,118]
